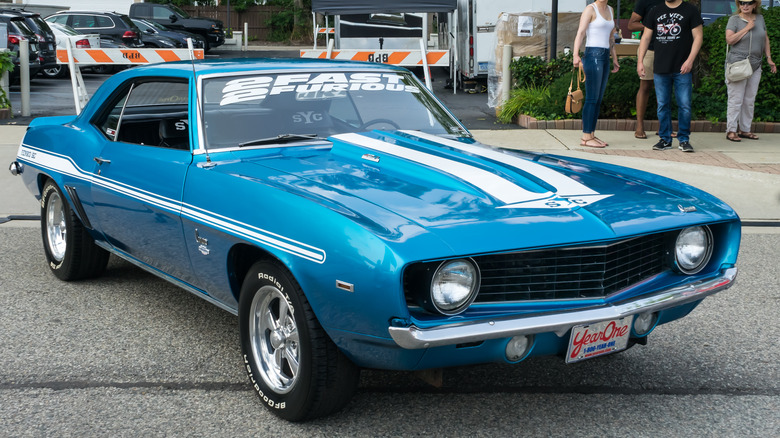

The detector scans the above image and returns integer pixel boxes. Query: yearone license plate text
[566,316,632,363]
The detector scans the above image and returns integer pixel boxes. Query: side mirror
[169,14,178,23]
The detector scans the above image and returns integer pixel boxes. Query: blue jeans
[654,72,692,143]
[581,47,610,134]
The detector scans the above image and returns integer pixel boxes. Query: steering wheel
[359,118,401,131]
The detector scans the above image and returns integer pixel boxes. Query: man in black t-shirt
[629,0,664,139]
[637,0,703,152]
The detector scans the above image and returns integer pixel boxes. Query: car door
[89,78,197,284]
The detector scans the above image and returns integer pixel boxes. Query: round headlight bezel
[429,258,481,316]
[674,226,714,275]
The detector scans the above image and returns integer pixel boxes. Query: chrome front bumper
[388,267,737,349]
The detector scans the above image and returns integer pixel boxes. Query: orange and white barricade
[56,48,205,66]
[300,49,448,67]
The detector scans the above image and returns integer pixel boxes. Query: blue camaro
[10,59,740,421]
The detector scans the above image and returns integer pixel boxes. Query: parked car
[0,9,57,73]
[10,59,741,421]
[129,18,179,48]
[0,12,41,79]
[129,2,223,50]
[131,17,205,49]
[45,10,143,48]
[40,23,100,79]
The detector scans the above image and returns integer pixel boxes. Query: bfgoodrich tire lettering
[238,261,359,421]
[40,181,109,281]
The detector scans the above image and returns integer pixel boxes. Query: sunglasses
[738,1,755,5]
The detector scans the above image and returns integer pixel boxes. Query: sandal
[580,138,606,148]
[738,131,759,140]
[726,132,741,142]
[634,132,647,139]
[593,137,608,146]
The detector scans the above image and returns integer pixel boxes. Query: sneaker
[653,139,672,150]
[679,141,694,153]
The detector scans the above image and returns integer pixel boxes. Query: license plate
[565,316,632,364]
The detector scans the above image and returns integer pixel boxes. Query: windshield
[201,71,467,150]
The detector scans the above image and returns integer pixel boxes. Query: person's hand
[744,17,756,32]
[680,59,694,75]
[768,59,777,74]
[637,63,645,78]
[612,60,620,73]
[573,54,581,67]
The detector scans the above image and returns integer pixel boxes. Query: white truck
[450,0,586,82]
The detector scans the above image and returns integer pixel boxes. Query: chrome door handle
[94,157,111,165]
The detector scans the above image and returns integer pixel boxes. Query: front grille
[472,233,669,302]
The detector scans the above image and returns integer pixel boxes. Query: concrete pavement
[3,123,778,226]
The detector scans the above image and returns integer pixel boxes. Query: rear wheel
[238,261,359,421]
[41,181,109,280]
[41,65,67,79]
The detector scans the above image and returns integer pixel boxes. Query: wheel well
[227,243,278,302]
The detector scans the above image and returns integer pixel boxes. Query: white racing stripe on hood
[400,131,599,197]
[332,133,553,205]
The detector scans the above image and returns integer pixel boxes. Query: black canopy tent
[311,0,457,15]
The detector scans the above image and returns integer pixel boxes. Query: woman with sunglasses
[724,0,776,142]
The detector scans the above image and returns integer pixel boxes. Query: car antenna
[188,38,211,164]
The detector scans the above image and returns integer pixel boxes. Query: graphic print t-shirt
[642,2,703,74]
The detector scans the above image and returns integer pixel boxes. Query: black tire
[41,181,109,281]
[238,261,359,421]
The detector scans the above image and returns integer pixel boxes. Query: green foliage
[502,56,648,122]
[0,51,13,109]
[265,0,312,42]
[509,53,572,89]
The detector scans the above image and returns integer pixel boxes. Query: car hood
[228,130,736,254]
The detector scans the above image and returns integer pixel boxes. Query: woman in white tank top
[573,0,620,148]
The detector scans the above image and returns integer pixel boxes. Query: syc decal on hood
[331,131,613,210]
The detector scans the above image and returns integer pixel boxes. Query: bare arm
[573,7,594,67]
[628,12,644,32]
[725,17,755,46]
[766,33,777,74]
[681,25,703,74]
[637,26,652,77]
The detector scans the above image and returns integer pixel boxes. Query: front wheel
[41,181,109,280]
[238,261,359,421]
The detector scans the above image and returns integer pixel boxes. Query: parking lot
[1,224,778,435]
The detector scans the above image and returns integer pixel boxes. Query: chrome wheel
[249,285,299,394]
[46,190,67,262]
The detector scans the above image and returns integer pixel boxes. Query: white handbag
[726,29,753,82]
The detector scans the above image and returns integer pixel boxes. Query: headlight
[430,259,480,315]
[674,226,713,274]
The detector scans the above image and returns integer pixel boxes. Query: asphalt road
[1,225,778,436]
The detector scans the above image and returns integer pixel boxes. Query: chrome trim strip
[388,267,737,349]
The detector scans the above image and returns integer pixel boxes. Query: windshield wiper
[238,133,322,147]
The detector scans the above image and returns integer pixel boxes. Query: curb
[516,114,780,133]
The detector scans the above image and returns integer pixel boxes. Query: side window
[152,6,171,20]
[69,15,90,28]
[94,80,190,150]
[48,15,68,25]
[97,16,114,28]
